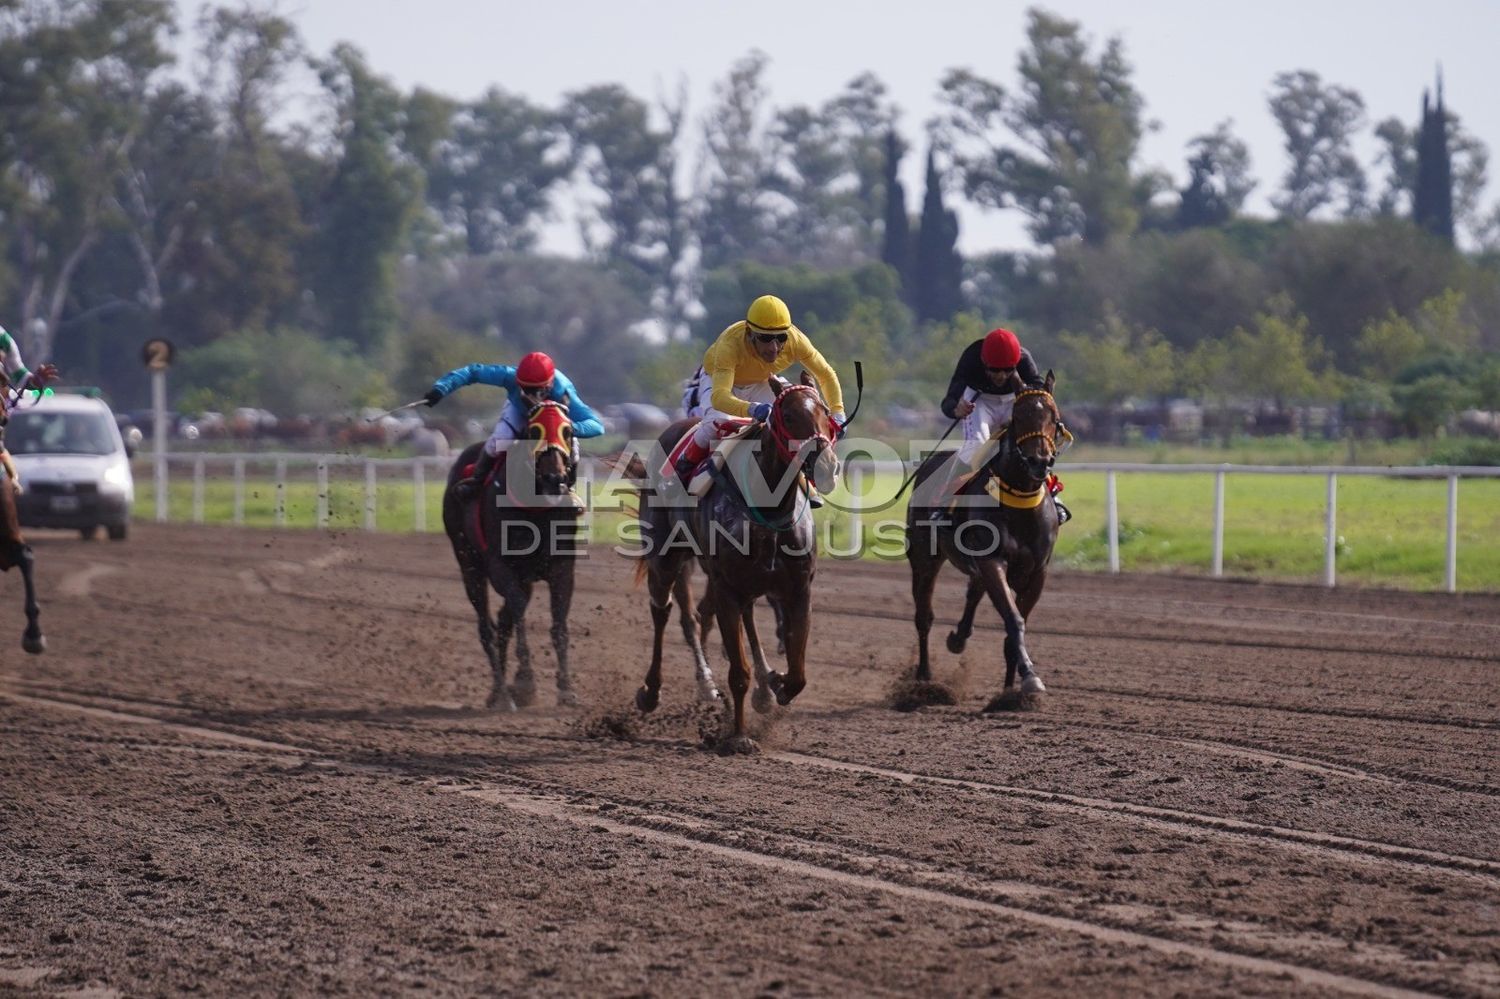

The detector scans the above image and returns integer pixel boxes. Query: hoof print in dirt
[717,734,760,756]
[581,709,638,741]
[983,688,1045,713]
[889,679,959,712]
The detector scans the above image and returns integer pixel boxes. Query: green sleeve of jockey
[0,326,31,388]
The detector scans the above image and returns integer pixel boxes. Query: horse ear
[799,369,816,388]
[769,376,786,397]
[1044,369,1055,394]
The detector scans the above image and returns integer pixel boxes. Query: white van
[6,393,134,540]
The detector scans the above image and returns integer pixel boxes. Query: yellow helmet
[746,295,792,332]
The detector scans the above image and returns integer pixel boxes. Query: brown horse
[905,373,1068,702]
[443,400,581,710]
[634,377,837,754]
[0,386,45,654]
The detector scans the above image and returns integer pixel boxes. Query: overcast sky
[177,0,1500,254]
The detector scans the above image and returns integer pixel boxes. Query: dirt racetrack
[2,523,1498,997]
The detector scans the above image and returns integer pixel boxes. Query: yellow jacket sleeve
[788,329,845,415]
[705,322,752,417]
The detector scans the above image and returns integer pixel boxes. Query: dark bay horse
[905,373,1068,703]
[443,400,582,710]
[0,383,44,654]
[635,377,838,754]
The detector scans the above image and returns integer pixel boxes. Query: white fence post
[316,461,329,528]
[232,458,245,525]
[364,461,377,532]
[1446,474,1459,594]
[191,458,205,524]
[1106,469,1119,574]
[1324,471,1338,588]
[1212,468,1226,577]
[413,460,426,532]
[275,459,287,526]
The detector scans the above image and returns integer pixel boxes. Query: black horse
[634,377,838,754]
[905,373,1068,702]
[443,400,581,710]
[0,381,45,654]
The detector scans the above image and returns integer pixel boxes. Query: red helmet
[981,328,1021,369]
[516,351,555,388]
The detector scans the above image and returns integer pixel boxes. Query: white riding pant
[955,390,1016,469]
[688,372,778,448]
[482,400,528,457]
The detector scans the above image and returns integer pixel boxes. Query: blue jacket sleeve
[554,374,605,438]
[431,364,517,399]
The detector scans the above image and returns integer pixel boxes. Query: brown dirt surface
[3,523,1498,997]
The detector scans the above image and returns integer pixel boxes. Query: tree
[562,83,687,320]
[911,147,964,325]
[1056,312,1175,407]
[696,52,780,272]
[1414,79,1454,243]
[0,0,174,362]
[880,130,912,294]
[1267,70,1367,219]
[189,4,309,336]
[427,86,573,256]
[1225,296,1330,413]
[1176,120,1254,228]
[939,8,1150,245]
[309,44,423,356]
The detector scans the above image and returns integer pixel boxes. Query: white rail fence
[143,453,1499,594]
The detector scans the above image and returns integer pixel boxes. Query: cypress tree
[912,146,964,324]
[1413,72,1454,244]
[880,130,912,295]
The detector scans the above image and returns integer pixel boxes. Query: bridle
[523,400,577,493]
[1008,389,1073,460]
[767,384,833,466]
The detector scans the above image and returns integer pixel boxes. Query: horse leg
[636,558,678,713]
[695,577,715,646]
[673,568,719,703]
[460,558,506,708]
[549,563,577,707]
[769,594,787,656]
[743,604,775,715]
[909,551,941,682]
[713,586,757,754]
[974,559,1044,694]
[946,577,985,655]
[507,580,537,707]
[15,543,44,654]
[769,589,810,707]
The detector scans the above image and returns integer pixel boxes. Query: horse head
[765,376,839,492]
[523,400,576,496]
[1006,370,1070,486]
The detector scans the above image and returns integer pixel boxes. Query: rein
[767,385,831,464]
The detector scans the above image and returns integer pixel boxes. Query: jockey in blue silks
[424,351,604,498]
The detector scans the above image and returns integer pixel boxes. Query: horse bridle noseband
[1007,389,1072,458]
[767,385,833,465]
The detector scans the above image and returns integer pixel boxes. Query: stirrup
[454,476,480,500]
[1056,500,1071,525]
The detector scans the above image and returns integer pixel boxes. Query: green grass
[133,460,1500,593]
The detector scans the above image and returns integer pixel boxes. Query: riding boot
[456,448,496,501]
[928,465,978,521]
[674,436,711,487]
[1055,499,1072,525]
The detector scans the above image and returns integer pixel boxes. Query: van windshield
[5,411,117,456]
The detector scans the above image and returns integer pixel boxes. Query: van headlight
[101,464,131,493]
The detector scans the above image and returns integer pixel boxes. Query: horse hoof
[697,684,723,704]
[1021,675,1047,695]
[718,734,759,756]
[486,689,517,712]
[22,634,45,655]
[635,686,659,713]
[751,685,774,715]
[556,688,579,708]
[509,682,537,708]
[945,632,966,655]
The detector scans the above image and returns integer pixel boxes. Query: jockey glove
[423,388,443,407]
[831,412,847,439]
[749,403,773,422]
